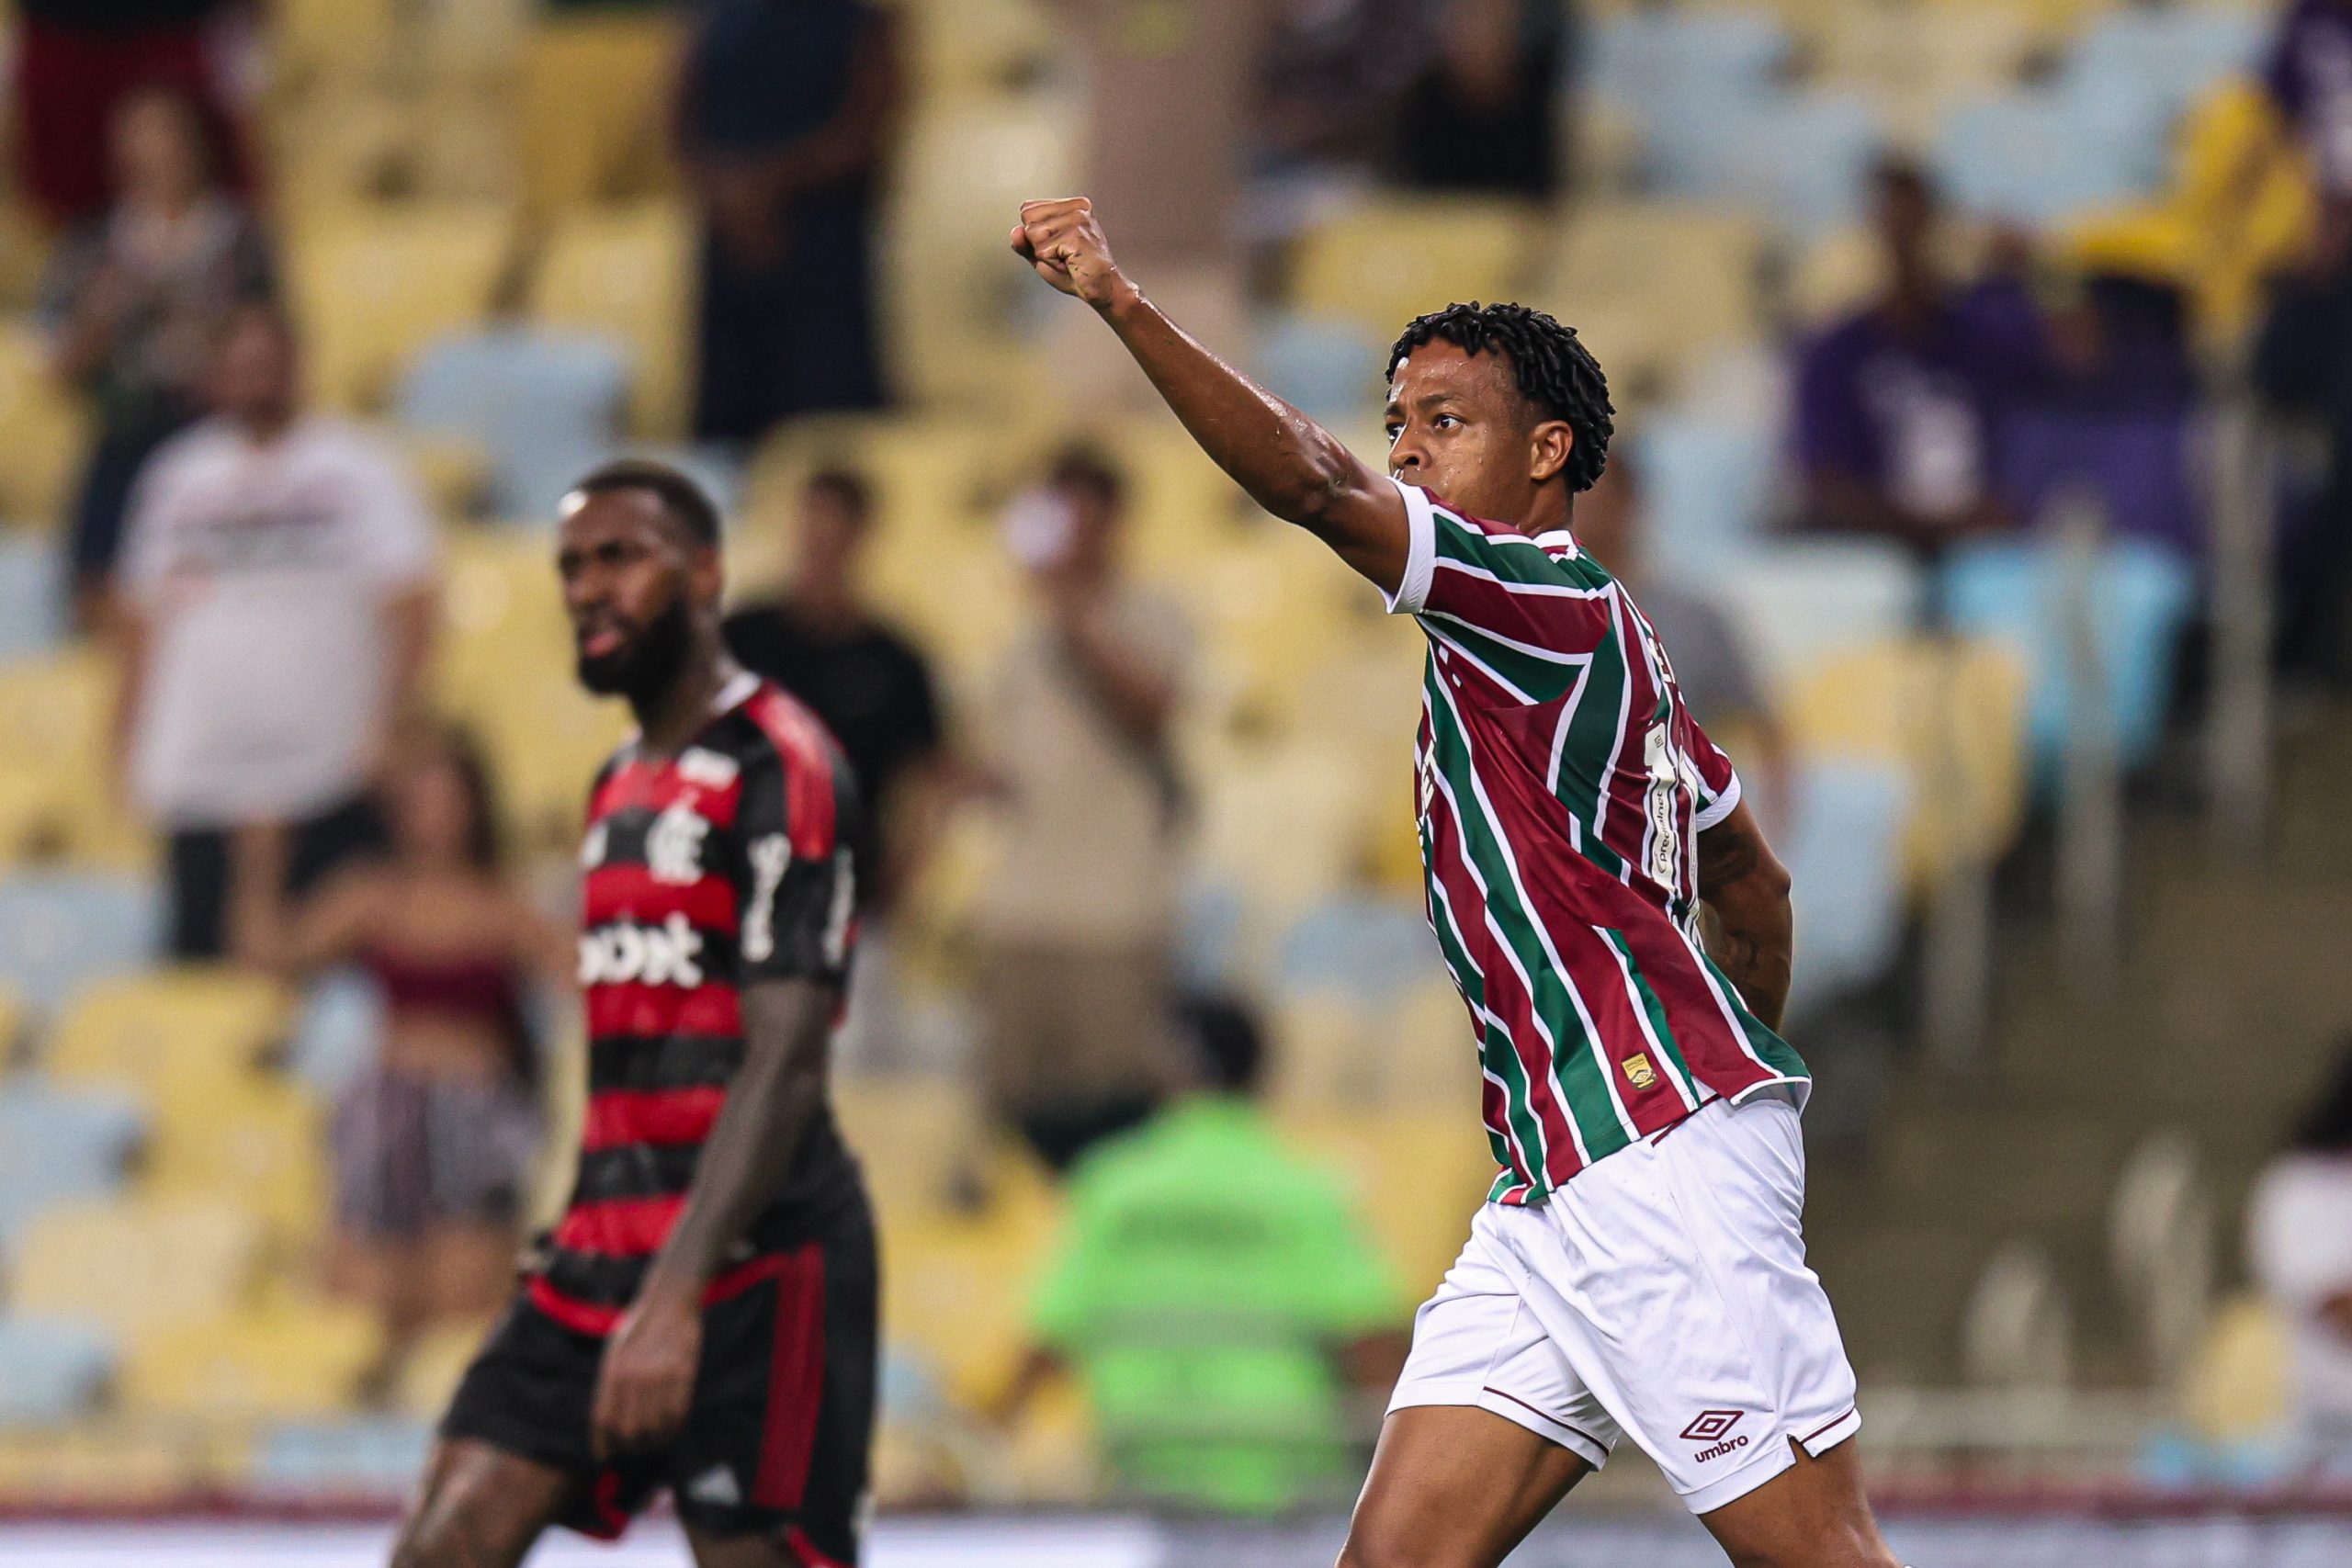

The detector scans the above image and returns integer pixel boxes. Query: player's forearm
[1696,800,1794,1032]
[638,981,835,1303]
[1095,286,1385,536]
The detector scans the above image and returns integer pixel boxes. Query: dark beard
[577,594,695,701]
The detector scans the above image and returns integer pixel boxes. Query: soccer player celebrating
[1012,200,1903,1568]
[392,461,874,1568]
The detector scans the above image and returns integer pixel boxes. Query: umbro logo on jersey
[647,801,711,885]
[1682,1409,1749,1461]
[578,912,706,987]
[684,1463,741,1506]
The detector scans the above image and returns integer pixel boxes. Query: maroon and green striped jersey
[1384,479,1810,1204]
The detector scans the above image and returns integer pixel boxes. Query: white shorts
[1387,1091,1861,1516]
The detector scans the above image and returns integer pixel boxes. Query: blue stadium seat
[1277,896,1442,1003]
[1252,314,1386,423]
[285,966,387,1098]
[1588,6,1792,186]
[1664,91,1887,233]
[1781,761,1912,1020]
[2063,6,2267,130]
[0,1081,146,1250]
[0,1315,116,1427]
[1633,413,1777,571]
[1939,536,2199,787]
[0,538,62,662]
[1934,90,2164,226]
[0,873,164,1012]
[395,326,629,522]
[1175,878,1248,995]
[251,1416,435,1495]
[1705,540,1928,698]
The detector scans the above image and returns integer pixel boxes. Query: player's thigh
[389,1437,576,1568]
[1338,1404,1592,1568]
[1696,1435,1899,1568]
[684,1526,803,1568]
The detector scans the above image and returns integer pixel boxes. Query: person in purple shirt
[1791,157,2043,558]
[2265,0,2352,206]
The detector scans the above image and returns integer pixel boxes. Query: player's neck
[630,642,739,755]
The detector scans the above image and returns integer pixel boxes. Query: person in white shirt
[110,301,436,958]
[2248,1046,2352,1460]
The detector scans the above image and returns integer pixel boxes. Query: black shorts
[441,1218,876,1558]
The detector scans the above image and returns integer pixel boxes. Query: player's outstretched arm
[1012,197,1410,593]
[1695,798,1794,1032]
[588,977,835,1459]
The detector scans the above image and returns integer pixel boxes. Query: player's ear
[689,541,725,608]
[1528,419,1576,487]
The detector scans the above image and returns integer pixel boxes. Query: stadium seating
[881,1175,1063,1408]
[1707,539,1928,699]
[1276,897,1446,1004]
[10,1195,266,1340]
[121,1299,380,1419]
[1251,315,1387,423]
[1939,536,2199,786]
[1586,5,1793,186]
[528,203,696,441]
[0,1316,115,1428]
[1781,760,1914,1017]
[0,325,88,529]
[515,8,681,215]
[1530,202,1767,392]
[251,1416,435,1497]
[1632,412,1781,569]
[0,1082,146,1251]
[0,874,164,1013]
[145,1071,329,1251]
[42,968,291,1098]
[1289,198,1542,337]
[284,203,516,411]
[1935,89,2165,226]
[0,539,62,662]
[395,327,628,521]
[1660,90,1886,234]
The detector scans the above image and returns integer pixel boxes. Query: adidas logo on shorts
[686,1464,742,1507]
[1681,1409,1749,1462]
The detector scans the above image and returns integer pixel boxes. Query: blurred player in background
[1013,199,1902,1567]
[392,460,875,1568]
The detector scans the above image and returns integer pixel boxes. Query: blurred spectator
[230,725,567,1393]
[110,303,437,960]
[1391,0,1569,197]
[677,0,902,444]
[1576,450,1792,823]
[1792,157,2042,556]
[2246,1043,2352,1457]
[1259,0,1421,185]
[9,0,248,226]
[2262,0,2352,214]
[725,468,948,1075]
[725,469,946,914]
[40,85,273,627]
[972,449,1191,1170]
[1000,998,1408,1514]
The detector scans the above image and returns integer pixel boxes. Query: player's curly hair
[1387,302,1615,493]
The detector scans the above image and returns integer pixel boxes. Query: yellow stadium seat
[1279,1106,1494,1295]
[13,1195,266,1338]
[272,0,399,84]
[286,203,515,411]
[43,967,292,1100]
[145,1071,329,1249]
[0,199,53,314]
[0,651,154,867]
[2178,1293,2290,1443]
[394,1316,499,1421]
[1789,637,2030,891]
[0,1418,251,1506]
[1530,202,1765,391]
[832,1075,989,1227]
[1290,198,1541,338]
[518,11,683,216]
[901,0,1059,98]
[879,1180,1062,1410]
[0,325,89,527]
[1812,7,2040,141]
[1193,742,1383,923]
[121,1299,382,1418]
[531,202,695,439]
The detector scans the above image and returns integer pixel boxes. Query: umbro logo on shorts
[1681,1409,1749,1461]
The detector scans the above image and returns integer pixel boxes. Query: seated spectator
[1576,450,1792,824]
[971,449,1193,1171]
[677,0,901,444]
[2247,1043,2352,1461]
[1000,998,1408,1514]
[1791,157,2041,557]
[1391,0,1569,198]
[110,302,437,960]
[40,85,273,626]
[231,725,570,1393]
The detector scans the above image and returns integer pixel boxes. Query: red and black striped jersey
[530,673,868,1337]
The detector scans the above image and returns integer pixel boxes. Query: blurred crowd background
[0,0,2349,1537]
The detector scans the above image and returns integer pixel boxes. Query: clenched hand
[1011,197,1134,310]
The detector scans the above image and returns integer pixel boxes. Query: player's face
[557,489,711,696]
[1385,341,1574,525]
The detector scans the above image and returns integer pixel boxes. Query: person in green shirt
[1000,998,1411,1514]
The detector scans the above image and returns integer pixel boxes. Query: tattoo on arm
[1695,801,1793,1032]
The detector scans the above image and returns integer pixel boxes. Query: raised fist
[1011,197,1131,310]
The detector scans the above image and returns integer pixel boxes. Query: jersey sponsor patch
[646,801,711,885]
[579,912,707,987]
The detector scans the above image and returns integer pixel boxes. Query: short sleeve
[115,439,198,605]
[1689,716,1744,833]
[733,749,858,989]
[343,434,438,588]
[1385,479,1613,703]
